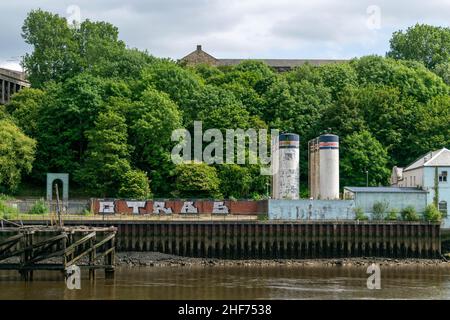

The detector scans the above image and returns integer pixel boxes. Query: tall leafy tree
[75,111,132,197]
[126,88,182,195]
[340,130,390,188]
[0,119,36,192]
[387,24,450,69]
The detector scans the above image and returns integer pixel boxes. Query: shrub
[424,204,442,222]
[28,198,48,214]
[385,208,399,221]
[372,201,389,220]
[400,206,420,221]
[118,170,152,200]
[354,207,368,220]
[0,200,19,220]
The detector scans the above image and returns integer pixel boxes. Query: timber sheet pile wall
[61,221,441,259]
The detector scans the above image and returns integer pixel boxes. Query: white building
[391,148,450,216]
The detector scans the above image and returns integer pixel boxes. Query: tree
[174,163,221,198]
[126,88,182,195]
[118,170,152,200]
[351,55,449,103]
[340,130,390,187]
[21,9,151,87]
[22,9,79,87]
[32,73,109,177]
[6,88,46,137]
[412,95,450,157]
[217,164,252,198]
[387,24,450,69]
[141,60,203,116]
[75,111,132,197]
[0,119,36,192]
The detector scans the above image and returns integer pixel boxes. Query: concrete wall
[268,199,355,220]
[353,192,427,214]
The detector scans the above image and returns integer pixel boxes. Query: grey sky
[1,0,449,71]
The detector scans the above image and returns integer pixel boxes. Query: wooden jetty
[0,224,117,281]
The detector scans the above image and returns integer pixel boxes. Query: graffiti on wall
[268,199,355,220]
[93,199,264,215]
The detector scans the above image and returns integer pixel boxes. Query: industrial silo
[308,134,340,200]
[318,134,340,199]
[272,133,300,199]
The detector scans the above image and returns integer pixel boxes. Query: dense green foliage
[424,204,443,222]
[2,10,450,199]
[0,117,36,193]
[372,201,389,220]
[387,24,450,70]
[28,198,48,214]
[400,206,420,221]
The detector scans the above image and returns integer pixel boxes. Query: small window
[439,171,448,182]
[439,201,448,217]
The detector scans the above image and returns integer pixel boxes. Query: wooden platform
[0,224,116,281]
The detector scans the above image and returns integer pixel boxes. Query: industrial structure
[308,134,340,200]
[0,67,30,105]
[180,45,348,72]
[271,133,300,199]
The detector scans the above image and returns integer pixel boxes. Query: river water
[0,265,449,300]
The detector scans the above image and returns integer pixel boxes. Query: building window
[439,201,448,217]
[439,171,447,182]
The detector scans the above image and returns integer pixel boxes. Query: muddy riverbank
[115,251,450,268]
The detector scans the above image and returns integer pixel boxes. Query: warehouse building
[390,148,449,216]
[343,148,450,226]
[180,45,347,72]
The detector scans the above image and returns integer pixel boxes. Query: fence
[6,199,90,215]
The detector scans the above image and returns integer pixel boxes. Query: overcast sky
[1,0,449,71]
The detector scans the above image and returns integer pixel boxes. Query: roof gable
[404,148,450,171]
[425,148,450,167]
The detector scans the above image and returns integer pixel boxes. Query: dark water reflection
[0,265,449,300]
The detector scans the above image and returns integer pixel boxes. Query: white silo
[318,134,339,199]
[272,133,300,199]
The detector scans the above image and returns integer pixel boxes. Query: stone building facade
[0,68,30,104]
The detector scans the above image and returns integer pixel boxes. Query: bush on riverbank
[424,204,442,222]
[0,200,19,220]
[372,201,389,220]
[401,206,420,221]
[385,208,399,221]
[354,207,368,220]
[27,198,48,214]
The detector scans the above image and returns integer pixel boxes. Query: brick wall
[92,199,265,215]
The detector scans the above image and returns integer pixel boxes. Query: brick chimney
[196,45,202,51]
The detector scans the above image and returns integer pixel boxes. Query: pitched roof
[404,148,450,171]
[217,58,347,68]
[179,45,348,69]
[344,187,427,193]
